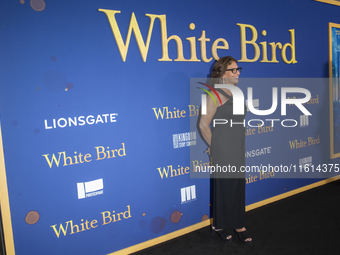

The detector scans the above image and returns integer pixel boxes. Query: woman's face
[222,61,240,85]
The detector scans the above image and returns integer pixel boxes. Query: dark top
[211,88,246,178]
[210,88,247,230]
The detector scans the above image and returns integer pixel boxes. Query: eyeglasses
[226,67,242,74]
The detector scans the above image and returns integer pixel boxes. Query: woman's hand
[204,146,211,155]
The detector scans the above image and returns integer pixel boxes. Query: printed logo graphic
[173,131,197,149]
[77,178,104,199]
[245,146,271,158]
[300,115,309,127]
[299,156,312,168]
[44,113,118,130]
[181,185,196,204]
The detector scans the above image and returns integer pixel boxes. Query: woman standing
[198,56,252,244]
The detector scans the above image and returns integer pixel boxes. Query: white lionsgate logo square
[77,178,104,199]
[181,185,196,204]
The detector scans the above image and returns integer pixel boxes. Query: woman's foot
[235,227,252,244]
[212,226,233,241]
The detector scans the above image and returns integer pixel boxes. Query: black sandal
[235,229,252,245]
[211,227,233,242]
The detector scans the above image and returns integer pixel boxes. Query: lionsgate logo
[173,131,197,149]
[44,113,118,130]
[198,83,312,128]
[181,185,196,204]
[77,178,104,199]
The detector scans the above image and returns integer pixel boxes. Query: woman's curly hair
[209,56,237,87]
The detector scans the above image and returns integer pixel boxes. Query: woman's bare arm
[198,94,217,150]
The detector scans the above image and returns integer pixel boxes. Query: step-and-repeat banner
[1,0,340,254]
